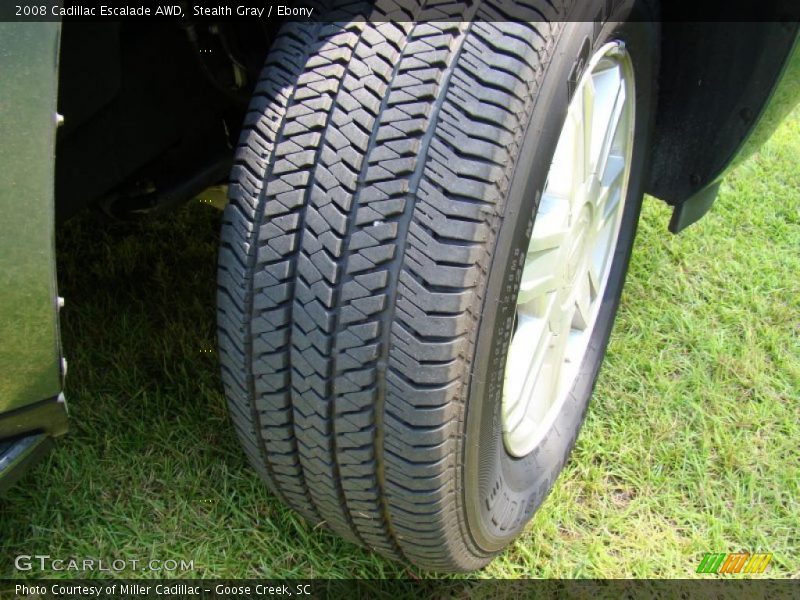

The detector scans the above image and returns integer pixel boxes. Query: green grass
[1,108,798,580]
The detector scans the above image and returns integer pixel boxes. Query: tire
[217,1,658,572]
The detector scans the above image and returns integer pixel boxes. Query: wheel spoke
[507,279,569,430]
[548,121,578,199]
[538,304,574,410]
[594,179,622,230]
[588,260,602,299]
[591,64,625,177]
[601,153,626,189]
[504,314,554,431]
[517,250,560,308]
[520,198,568,308]
[571,272,593,331]
[528,192,570,253]
[581,73,596,182]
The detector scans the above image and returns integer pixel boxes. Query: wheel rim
[502,41,636,458]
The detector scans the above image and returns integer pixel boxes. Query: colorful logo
[696,552,772,574]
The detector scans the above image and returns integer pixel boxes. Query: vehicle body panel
[0,22,67,489]
[728,34,800,171]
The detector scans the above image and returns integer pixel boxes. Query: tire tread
[218,3,561,571]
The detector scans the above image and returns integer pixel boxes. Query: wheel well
[55,21,277,220]
[647,14,799,206]
[55,13,798,220]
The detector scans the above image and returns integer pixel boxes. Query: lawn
[1,107,797,580]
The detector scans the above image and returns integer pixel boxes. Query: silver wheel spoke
[534,303,575,423]
[595,176,622,229]
[518,192,569,307]
[502,42,635,457]
[592,65,626,178]
[517,261,559,307]
[527,223,569,253]
[601,152,626,188]
[504,317,553,431]
[588,260,602,298]
[581,73,595,182]
[571,273,593,331]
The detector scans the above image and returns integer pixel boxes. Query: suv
[1,1,798,572]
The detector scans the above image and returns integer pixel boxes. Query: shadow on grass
[0,205,414,578]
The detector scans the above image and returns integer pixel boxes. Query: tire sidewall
[463,13,659,553]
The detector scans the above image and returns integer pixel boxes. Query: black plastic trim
[669,181,721,234]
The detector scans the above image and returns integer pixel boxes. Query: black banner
[3,0,800,22]
[2,579,800,600]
